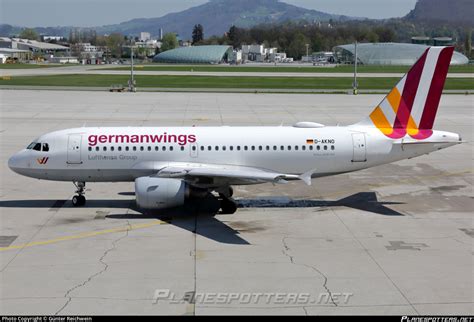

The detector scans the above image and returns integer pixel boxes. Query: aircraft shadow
[0,192,404,245]
[236,192,405,217]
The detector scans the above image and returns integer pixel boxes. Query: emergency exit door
[67,134,83,164]
[351,133,366,162]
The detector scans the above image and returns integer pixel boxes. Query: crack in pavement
[282,236,338,307]
[54,220,131,315]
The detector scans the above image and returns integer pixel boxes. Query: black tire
[78,195,86,206]
[221,199,237,214]
[72,195,80,207]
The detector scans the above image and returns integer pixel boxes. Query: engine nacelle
[135,177,187,209]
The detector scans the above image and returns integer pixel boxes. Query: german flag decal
[306,139,314,144]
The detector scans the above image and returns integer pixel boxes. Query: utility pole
[305,43,309,61]
[353,41,358,95]
[128,45,136,92]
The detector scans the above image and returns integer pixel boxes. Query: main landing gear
[218,186,237,214]
[72,181,86,207]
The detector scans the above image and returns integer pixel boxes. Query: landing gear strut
[72,181,86,207]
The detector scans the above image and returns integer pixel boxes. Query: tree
[19,28,39,41]
[161,33,178,52]
[287,32,308,60]
[106,33,125,58]
[192,24,204,45]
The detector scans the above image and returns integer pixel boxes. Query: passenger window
[310,146,313,150]
[244,146,248,151]
[103,146,107,151]
[208,146,212,151]
[317,146,320,151]
[295,146,299,151]
[88,147,92,151]
[200,146,204,151]
[281,146,284,150]
[118,146,122,151]
[147,146,151,151]
[133,146,137,151]
[331,145,335,150]
[96,146,99,151]
[170,146,174,151]
[126,146,129,151]
[111,146,115,151]
[273,146,277,151]
[324,145,327,150]
[33,143,42,151]
[251,146,255,151]
[162,146,166,151]
[223,146,226,151]
[192,146,196,151]
[237,146,241,151]
[140,146,144,151]
[42,143,49,152]
[181,146,185,151]
[288,145,291,151]
[266,146,270,151]
[302,146,306,151]
[215,146,219,151]
[258,146,262,151]
[230,146,233,151]
[155,146,159,151]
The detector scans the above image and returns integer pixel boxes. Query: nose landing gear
[72,181,86,207]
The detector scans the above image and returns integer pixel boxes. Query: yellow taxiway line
[0,220,166,252]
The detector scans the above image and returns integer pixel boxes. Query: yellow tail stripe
[370,106,393,135]
[386,87,402,113]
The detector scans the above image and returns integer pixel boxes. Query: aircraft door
[67,134,83,164]
[351,133,367,162]
[190,144,198,158]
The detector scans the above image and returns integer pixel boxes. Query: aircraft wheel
[220,198,237,214]
[72,195,86,207]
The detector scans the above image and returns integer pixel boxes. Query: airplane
[8,46,462,214]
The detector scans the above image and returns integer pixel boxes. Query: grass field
[0,74,472,90]
[100,64,474,74]
[0,64,73,69]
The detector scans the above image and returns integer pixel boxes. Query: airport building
[334,42,469,65]
[153,45,233,64]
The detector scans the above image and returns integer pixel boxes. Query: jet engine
[135,177,188,209]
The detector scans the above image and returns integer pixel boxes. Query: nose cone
[8,152,27,175]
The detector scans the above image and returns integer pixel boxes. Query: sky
[0,0,418,27]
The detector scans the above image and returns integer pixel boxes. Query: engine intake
[135,177,187,209]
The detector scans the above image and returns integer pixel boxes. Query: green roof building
[153,45,233,64]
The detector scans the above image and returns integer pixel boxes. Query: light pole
[353,41,358,95]
[129,45,136,92]
[305,43,309,61]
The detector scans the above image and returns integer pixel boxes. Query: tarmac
[0,90,472,315]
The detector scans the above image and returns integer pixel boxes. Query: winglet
[299,168,316,186]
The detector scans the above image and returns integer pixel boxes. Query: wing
[152,163,315,187]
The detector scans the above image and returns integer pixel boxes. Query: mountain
[96,0,353,38]
[405,0,473,25]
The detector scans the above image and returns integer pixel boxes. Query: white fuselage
[8,125,461,185]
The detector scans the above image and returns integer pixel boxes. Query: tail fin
[358,46,454,140]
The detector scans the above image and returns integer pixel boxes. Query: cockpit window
[27,142,36,149]
[42,143,49,152]
[33,143,42,151]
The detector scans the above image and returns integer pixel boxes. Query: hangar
[334,42,469,65]
[152,45,233,64]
